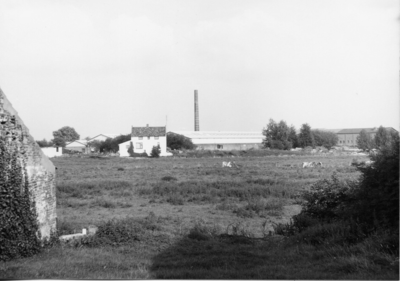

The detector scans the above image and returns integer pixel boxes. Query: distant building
[89,134,120,142]
[65,139,89,153]
[336,127,398,146]
[41,147,62,158]
[119,124,170,157]
[168,131,264,150]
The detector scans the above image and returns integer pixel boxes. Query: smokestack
[194,90,199,131]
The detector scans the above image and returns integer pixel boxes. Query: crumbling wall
[0,88,56,239]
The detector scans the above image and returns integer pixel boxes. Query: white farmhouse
[119,124,171,157]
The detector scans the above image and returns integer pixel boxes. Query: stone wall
[0,88,56,239]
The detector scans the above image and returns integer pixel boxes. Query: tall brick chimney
[194,90,199,131]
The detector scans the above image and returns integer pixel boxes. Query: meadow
[1,152,398,279]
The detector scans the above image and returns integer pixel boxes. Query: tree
[52,137,66,148]
[89,140,102,153]
[262,119,292,150]
[150,145,161,158]
[374,126,395,150]
[36,139,53,147]
[97,134,131,153]
[356,129,374,151]
[127,142,134,157]
[167,133,195,150]
[312,129,338,150]
[288,126,299,148]
[52,126,80,147]
[298,123,315,148]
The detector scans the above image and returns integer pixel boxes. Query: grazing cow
[222,161,232,168]
[302,162,314,168]
[302,161,321,168]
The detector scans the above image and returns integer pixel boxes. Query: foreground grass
[1,217,398,279]
[4,154,395,279]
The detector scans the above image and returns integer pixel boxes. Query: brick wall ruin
[0,88,56,239]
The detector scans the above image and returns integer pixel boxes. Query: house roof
[168,131,264,140]
[336,128,379,134]
[132,125,166,137]
[89,134,120,141]
[65,139,88,146]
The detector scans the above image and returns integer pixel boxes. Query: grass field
[1,153,398,279]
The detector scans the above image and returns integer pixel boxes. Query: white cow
[222,161,232,168]
[302,162,313,168]
[302,161,323,168]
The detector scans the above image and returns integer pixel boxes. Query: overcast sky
[0,0,398,140]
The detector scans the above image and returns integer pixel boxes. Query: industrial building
[166,90,264,150]
[336,127,398,146]
[167,131,264,150]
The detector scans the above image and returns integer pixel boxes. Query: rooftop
[132,125,166,137]
[169,131,264,139]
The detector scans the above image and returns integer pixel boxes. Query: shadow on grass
[150,234,289,279]
[149,233,400,280]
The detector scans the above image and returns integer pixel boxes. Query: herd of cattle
[221,160,374,169]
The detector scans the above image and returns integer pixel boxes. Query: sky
[0,0,398,140]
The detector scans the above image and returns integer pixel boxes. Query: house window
[82,148,85,152]
[157,142,160,146]
[56,147,59,152]
[155,136,159,140]
[139,136,143,140]
[126,145,130,149]
[136,143,143,149]
[217,144,223,149]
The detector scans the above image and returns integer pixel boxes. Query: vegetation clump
[0,137,41,261]
[150,145,161,158]
[167,133,195,150]
[275,132,399,255]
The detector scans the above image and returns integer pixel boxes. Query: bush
[127,142,134,157]
[300,173,351,222]
[345,133,399,232]
[275,132,399,249]
[150,145,161,158]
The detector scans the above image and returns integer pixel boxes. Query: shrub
[289,221,365,246]
[150,145,161,158]
[81,214,162,247]
[127,142,134,156]
[300,173,351,222]
[345,133,399,232]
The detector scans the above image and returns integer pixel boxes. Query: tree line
[37,124,397,153]
[262,119,338,150]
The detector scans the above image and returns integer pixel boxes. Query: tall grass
[137,179,297,203]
